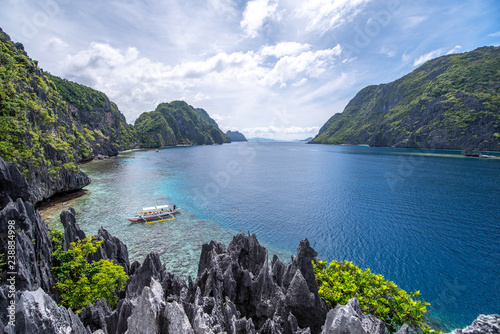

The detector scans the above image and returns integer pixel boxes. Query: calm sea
[43,142,500,331]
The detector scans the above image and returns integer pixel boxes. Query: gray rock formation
[84,231,327,334]
[321,298,385,334]
[1,195,498,334]
[0,197,54,295]
[446,314,500,334]
[4,288,90,334]
[60,207,86,251]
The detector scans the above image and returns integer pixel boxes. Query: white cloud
[413,48,444,66]
[446,45,462,55]
[263,44,342,86]
[240,0,278,38]
[260,42,311,58]
[380,46,396,57]
[292,78,308,87]
[403,15,428,29]
[489,31,500,37]
[413,45,462,66]
[41,36,68,52]
[298,0,370,34]
[59,41,342,123]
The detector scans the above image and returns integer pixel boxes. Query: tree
[50,229,128,313]
[313,260,437,333]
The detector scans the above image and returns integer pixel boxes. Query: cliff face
[134,101,230,147]
[311,47,500,151]
[226,130,248,142]
[0,28,138,204]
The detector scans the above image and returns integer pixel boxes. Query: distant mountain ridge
[311,46,500,151]
[226,130,247,142]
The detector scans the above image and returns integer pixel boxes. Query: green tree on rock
[50,229,128,313]
[313,259,437,333]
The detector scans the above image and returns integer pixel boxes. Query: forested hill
[311,46,500,151]
[0,28,138,203]
[134,101,230,147]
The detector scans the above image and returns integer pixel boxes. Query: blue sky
[1,0,499,140]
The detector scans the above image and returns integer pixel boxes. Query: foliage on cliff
[314,260,435,333]
[134,100,230,147]
[311,47,500,151]
[50,229,128,313]
[0,27,139,203]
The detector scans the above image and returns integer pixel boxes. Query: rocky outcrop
[79,231,327,334]
[5,288,91,334]
[446,314,500,334]
[321,298,385,334]
[0,196,54,295]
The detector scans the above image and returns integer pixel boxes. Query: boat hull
[128,208,180,222]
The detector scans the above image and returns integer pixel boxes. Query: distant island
[225,130,247,142]
[135,101,230,147]
[311,46,500,152]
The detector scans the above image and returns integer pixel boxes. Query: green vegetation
[0,253,5,274]
[311,47,500,151]
[0,28,138,198]
[314,260,436,333]
[50,229,128,313]
[47,73,107,111]
[134,100,230,147]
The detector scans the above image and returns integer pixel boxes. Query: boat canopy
[142,205,169,211]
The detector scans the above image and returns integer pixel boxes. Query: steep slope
[0,28,138,204]
[311,47,500,151]
[134,100,230,147]
[226,130,248,142]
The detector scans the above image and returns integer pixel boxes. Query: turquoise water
[44,142,500,331]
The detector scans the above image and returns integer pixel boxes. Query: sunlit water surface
[43,142,500,331]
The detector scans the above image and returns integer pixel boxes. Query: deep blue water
[44,142,500,330]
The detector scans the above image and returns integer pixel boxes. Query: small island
[226,130,248,142]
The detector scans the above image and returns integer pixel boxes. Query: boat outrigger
[128,204,180,223]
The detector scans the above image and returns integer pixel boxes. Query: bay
[43,142,500,331]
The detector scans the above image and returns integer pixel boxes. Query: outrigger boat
[128,204,180,223]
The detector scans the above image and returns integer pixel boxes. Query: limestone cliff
[0,28,138,204]
[311,47,500,151]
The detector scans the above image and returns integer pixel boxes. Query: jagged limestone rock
[321,298,385,334]
[124,278,165,334]
[164,300,194,334]
[446,314,500,334]
[10,288,90,334]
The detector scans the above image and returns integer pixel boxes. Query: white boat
[128,204,180,222]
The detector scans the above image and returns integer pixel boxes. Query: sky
[1,0,499,140]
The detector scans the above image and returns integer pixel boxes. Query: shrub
[313,260,437,333]
[50,229,128,313]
